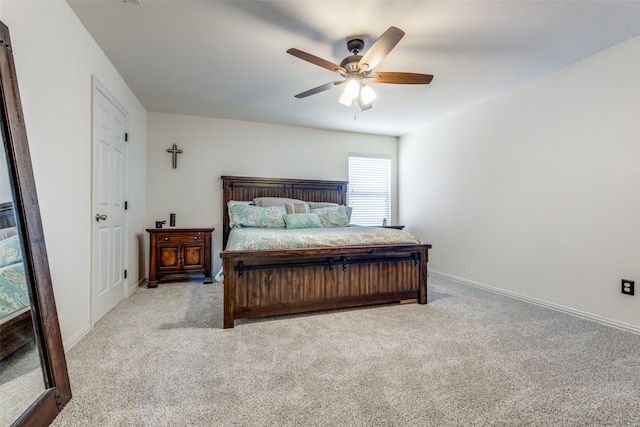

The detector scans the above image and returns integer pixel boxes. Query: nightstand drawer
[157,232,205,243]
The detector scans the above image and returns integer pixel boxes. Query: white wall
[146,112,398,273]
[0,1,147,347]
[400,35,640,330]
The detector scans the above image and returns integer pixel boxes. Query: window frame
[348,153,391,226]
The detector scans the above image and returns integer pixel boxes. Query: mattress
[225,226,421,251]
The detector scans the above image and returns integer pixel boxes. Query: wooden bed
[220,176,432,328]
[0,201,34,360]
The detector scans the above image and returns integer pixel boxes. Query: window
[348,154,391,226]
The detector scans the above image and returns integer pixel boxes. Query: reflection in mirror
[0,141,45,425]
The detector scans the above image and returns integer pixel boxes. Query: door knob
[95,214,108,221]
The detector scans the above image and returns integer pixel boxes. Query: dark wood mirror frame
[0,21,71,426]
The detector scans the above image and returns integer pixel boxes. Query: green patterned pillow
[283,213,322,229]
[0,262,28,316]
[0,234,23,268]
[229,204,287,228]
[311,206,350,228]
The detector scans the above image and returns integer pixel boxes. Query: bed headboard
[0,201,16,229]
[221,176,348,248]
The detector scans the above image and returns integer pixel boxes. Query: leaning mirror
[0,21,71,426]
[0,159,43,424]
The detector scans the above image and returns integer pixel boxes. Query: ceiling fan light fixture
[343,79,360,100]
[360,85,377,105]
[338,90,353,106]
[356,95,373,111]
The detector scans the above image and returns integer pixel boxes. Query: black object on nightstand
[382,225,405,230]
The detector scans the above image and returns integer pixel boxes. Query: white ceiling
[67,0,640,137]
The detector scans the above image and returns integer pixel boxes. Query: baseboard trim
[127,277,146,296]
[430,270,640,335]
[63,322,92,352]
[65,278,146,352]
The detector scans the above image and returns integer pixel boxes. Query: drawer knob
[164,237,169,241]
[193,236,198,240]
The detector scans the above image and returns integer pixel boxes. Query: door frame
[91,76,129,326]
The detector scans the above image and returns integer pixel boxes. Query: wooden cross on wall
[166,143,183,169]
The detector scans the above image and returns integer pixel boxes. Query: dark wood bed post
[223,258,235,329]
[419,248,429,304]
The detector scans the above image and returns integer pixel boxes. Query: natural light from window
[348,154,391,226]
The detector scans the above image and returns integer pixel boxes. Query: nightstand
[146,227,214,288]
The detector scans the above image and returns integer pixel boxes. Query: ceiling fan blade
[358,26,405,71]
[287,48,346,74]
[369,72,434,84]
[294,81,342,98]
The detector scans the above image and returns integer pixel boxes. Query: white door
[92,82,127,324]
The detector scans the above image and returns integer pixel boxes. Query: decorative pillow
[228,204,286,228]
[253,197,306,207]
[311,206,350,228]
[345,206,353,221]
[0,226,17,241]
[308,202,352,221]
[308,202,338,209]
[0,261,28,316]
[285,202,310,214]
[0,234,23,268]
[227,200,253,208]
[283,213,322,229]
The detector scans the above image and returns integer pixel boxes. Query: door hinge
[125,132,129,142]
[124,201,128,210]
[124,269,128,279]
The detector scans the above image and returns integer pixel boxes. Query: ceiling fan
[287,26,433,110]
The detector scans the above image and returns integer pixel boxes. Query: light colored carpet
[50,275,640,426]
[0,340,43,426]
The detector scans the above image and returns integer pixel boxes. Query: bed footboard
[0,310,34,360]
[220,244,430,328]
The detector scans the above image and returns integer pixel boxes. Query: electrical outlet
[621,279,634,296]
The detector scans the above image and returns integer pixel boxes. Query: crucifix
[166,143,183,169]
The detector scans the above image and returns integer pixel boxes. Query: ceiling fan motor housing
[341,38,366,74]
[340,55,363,73]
